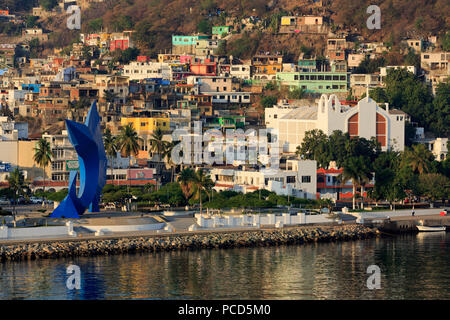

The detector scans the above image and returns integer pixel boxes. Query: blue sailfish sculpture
[51,101,107,218]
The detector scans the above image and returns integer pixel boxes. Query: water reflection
[0,234,448,299]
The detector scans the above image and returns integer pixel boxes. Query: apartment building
[123,61,172,81]
[276,71,349,94]
[210,159,317,199]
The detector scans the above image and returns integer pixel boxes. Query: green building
[276,71,349,93]
[172,35,210,46]
[212,26,232,36]
[208,115,245,129]
[297,59,317,70]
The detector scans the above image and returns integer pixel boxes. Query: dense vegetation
[370,69,449,137]
[297,129,450,208]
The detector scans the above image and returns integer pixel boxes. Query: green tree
[288,87,306,99]
[404,50,420,69]
[260,95,277,108]
[295,129,330,168]
[41,0,58,11]
[403,144,434,174]
[430,81,450,137]
[118,47,140,64]
[132,21,156,48]
[418,173,449,202]
[111,15,134,32]
[442,31,450,51]
[33,137,52,195]
[372,151,400,203]
[25,15,39,28]
[118,124,141,195]
[383,68,434,131]
[88,18,103,32]
[355,56,385,74]
[7,168,27,221]
[340,156,372,210]
[81,45,92,61]
[177,168,196,202]
[162,141,180,183]
[103,128,118,186]
[191,169,214,214]
[103,90,118,104]
[149,128,166,186]
[197,19,212,34]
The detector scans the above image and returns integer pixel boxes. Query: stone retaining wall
[0,224,377,262]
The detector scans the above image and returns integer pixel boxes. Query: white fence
[83,222,165,233]
[347,208,445,223]
[0,221,75,240]
[195,213,334,229]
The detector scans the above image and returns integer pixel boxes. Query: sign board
[0,162,11,172]
[66,160,79,171]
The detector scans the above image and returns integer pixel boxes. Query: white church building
[265,94,408,153]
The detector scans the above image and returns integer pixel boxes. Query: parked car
[0,198,11,205]
[104,203,116,210]
[30,197,43,204]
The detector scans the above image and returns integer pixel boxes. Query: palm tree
[103,128,118,186]
[103,90,118,104]
[8,168,27,222]
[191,169,214,215]
[149,128,166,187]
[340,156,372,210]
[162,140,180,183]
[117,124,140,196]
[404,144,433,174]
[177,168,196,204]
[33,137,52,197]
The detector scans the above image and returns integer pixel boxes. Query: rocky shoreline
[0,224,377,262]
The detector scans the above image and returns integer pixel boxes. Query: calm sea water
[0,233,449,300]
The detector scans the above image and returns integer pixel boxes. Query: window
[287,176,296,183]
[302,176,311,183]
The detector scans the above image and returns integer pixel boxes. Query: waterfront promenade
[0,224,376,262]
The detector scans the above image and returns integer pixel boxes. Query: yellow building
[121,117,171,159]
[0,140,41,181]
[121,117,170,134]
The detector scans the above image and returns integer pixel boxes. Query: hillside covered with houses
[0,0,448,209]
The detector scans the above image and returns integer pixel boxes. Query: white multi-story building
[230,64,251,80]
[0,117,28,140]
[210,159,317,199]
[187,75,233,92]
[123,61,172,81]
[265,94,407,153]
[428,137,448,161]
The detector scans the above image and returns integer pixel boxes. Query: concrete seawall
[0,224,376,262]
[364,215,450,233]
